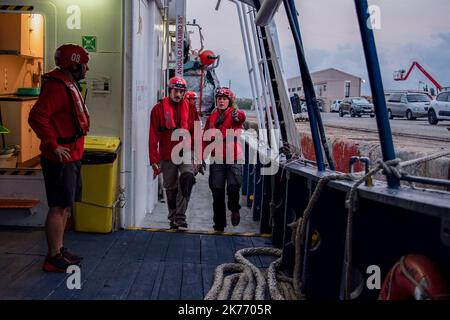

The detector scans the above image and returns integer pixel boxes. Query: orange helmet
[185,91,198,99]
[215,87,235,105]
[55,44,89,69]
[168,77,187,90]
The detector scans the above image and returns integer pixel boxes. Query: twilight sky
[187,0,450,97]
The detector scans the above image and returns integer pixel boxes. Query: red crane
[393,61,443,92]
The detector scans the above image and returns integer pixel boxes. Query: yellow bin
[74,136,120,233]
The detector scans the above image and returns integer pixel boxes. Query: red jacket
[149,97,192,165]
[204,107,246,162]
[188,103,200,135]
[28,71,86,163]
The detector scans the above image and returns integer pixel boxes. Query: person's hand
[152,163,161,179]
[54,146,71,162]
[232,107,240,122]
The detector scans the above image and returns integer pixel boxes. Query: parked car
[339,97,375,117]
[428,91,450,125]
[301,100,323,113]
[386,93,430,120]
[330,99,342,112]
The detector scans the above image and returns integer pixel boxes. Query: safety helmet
[215,87,235,105]
[54,44,90,69]
[168,77,187,90]
[185,91,198,99]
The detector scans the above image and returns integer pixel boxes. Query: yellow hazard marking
[0,169,39,176]
[0,5,33,11]
[126,227,272,238]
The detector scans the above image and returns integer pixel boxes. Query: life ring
[379,254,449,300]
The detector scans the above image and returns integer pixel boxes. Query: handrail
[254,0,283,26]
[282,0,326,171]
[284,0,335,171]
[354,0,399,188]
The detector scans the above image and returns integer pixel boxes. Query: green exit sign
[82,36,97,52]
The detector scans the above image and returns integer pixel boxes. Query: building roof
[288,68,362,84]
[311,68,362,80]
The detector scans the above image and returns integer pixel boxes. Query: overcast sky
[186,0,450,97]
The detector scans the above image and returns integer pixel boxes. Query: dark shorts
[41,157,82,208]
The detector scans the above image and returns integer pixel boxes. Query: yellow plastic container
[80,156,119,206]
[74,136,120,233]
[74,202,113,233]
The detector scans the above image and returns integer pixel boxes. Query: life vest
[379,254,449,300]
[42,69,90,136]
[208,107,235,133]
[206,107,243,161]
[159,97,189,131]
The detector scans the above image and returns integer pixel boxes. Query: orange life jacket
[42,69,90,136]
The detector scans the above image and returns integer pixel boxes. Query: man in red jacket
[149,77,197,229]
[185,91,201,134]
[29,44,90,272]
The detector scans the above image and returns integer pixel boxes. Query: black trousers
[209,163,243,229]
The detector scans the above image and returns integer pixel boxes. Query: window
[388,94,401,103]
[407,94,430,103]
[352,98,370,104]
[345,82,351,98]
[437,92,449,102]
[297,87,302,92]
[400,95,408,103]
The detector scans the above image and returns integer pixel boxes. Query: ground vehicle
[330,99,342,112]
[386,93,431,120]
[394,61,443,94]
[301,100,323,112]
[338,97,375,117]
[428,91,450,124]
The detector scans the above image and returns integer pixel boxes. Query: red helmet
[168,77,187,90]
[185,91,198,99]
[54,44,89,69]
[215,87,235,105]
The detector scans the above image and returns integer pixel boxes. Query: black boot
[211,188,226,231]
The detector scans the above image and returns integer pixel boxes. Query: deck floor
[0,229,274,300]
[142,168,260,234]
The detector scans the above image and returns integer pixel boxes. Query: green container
[16,88,40,96]
[0,125,9,134]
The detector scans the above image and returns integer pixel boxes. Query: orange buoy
[379,254,449,300]
[199,50,217,67]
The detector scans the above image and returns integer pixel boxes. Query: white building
[287,68,362,112]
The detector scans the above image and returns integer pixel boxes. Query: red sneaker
[60,247,82,265]
[42,254,72,273]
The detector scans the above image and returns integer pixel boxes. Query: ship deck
[0,162,276,300]
[0,228,274,300]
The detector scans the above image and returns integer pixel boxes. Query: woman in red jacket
[204,87,246,231]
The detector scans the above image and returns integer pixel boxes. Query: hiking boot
[177,221,188,228]
[169,222,179,230]
[231,211,240,226]
[42,253,72,273]
[61,247,82,265]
